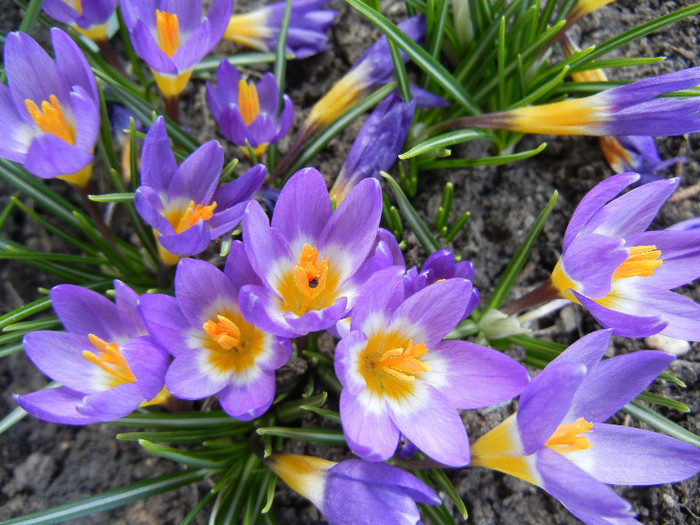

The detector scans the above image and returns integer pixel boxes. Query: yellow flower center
[277,243,340,316]
[167,200,217,234]
[82,334,136,387]
[238,79,261,126]
[545,417,593,454]
[25,95,75,144]
[202,311,265,374]
[612,245,663,279]
[65,0,82,13]
[156,10,180,58]
[359,332,431,400]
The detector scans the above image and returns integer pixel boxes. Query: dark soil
[1,0,700,524]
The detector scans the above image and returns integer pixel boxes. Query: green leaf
[18,0,45,34]
[485,190,558,312]
[194,53,290,73]
[276,392,328,422]
[117,427,245,444]
[1,469,208,525]
[429,469,468,519]
[256,426,346,445]
[273,0,293,92]
[636,392,690,413]
[388,39,412,102]
[420,142,546,169]
[346,0,480,114]
[382,172,441,254]
[137,439,231,469]
[111,411,249,430]
[400,130,492,159]
[88,193,135,203]
[624,401,700,448]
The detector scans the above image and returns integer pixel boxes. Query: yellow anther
[612,245,663,279]
[546,417,593,453]
[294,244,329,298]
[82,333,135,383]
[173,200,217,234]
[377,340,430,383]
[238,79,261,126]
[203,315,242,350]
[25,95,75,144]
[156,10,180,58]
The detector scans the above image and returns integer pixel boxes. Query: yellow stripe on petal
[156,10,180,57]
[267,453,334,508]
[306,64,370,131]
[550,259,581,304]
[58,161,94,188]
[224,11,274,50]
[506,98,602,135]
[153,69,193,99]
[74,23,109,42]
[238,79,261,126]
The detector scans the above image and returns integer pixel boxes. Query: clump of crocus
[274,16,425,177]
[507,172,700,340]
[134,117,265,265]
[447,65,700,137]
[14,281,170,424]
[334,270,529,466]
[42,0,118,42]
[0,28,99,187]
[140,248,291,420]
[267,453,440,525]
[470,329,700,525]
[120,0,232,118]
[559,33,684,183]
[240,167,385,337]
[206,61,294,158]
[224,0,337,59]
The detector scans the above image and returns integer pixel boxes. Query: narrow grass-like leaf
[211,455,259,525]
[111,411,248,429]
[388,39,412,102]
[88,193,136,203]
[485,190,558,312]
[116,7,147,86]
[624,401,700,448]
[273,0,293,93]
[276,392,328,422]
[400,130,492,159]
[0,298,50,329]
[179,490,216,525]
[18,0,44,34]
[568,56,666,74]
[137,439,231,468]
[444,211,471,243]
[1,469,208,525]
[347,0,480,114]
[429,469,468,519]
[3,318,62,332]
[382,172,441,254]
[421,142,546,169]
[636,392,690,413]
[256,426,346,445]
[117,427,244,444]
[297,405,342,424]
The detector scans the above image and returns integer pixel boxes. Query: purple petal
[23,134,93,179]
[0,83,31,161]
[560,233,627,299]
[334,330,370,396]
[574,290,668,338]
[567,423,700,485]
[568,350,673,423]
[432,340,529,409]
[390,387,471,467]
[213,164,266,208]
[207,201,247,238]
[50,285,126,341]
[167,140,223,203]
[51,28,98,100]
[271,167,332,246]
[78,382,144,420]
[113,280,146,337]
[255,73,280,116]
[239,284,300,338]
[349,269,405,333]
[130,20,178,74]
[165,350,231,399]
[340,389,400,462]
[548,329,612,372]
[68,86,100,155]
[157,220,211,256]
[218,370,276,421]
[627,230,700,289]
[223,240,262,289]
[121,336,170,401]
[13,387,98,425]
[139,293,190,356]
[517,361,587,455]
[175,258,238,328]
[140,117,178,191]
[282,297,349,335]
[134,186,173,233]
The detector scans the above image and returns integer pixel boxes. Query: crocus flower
[544,172,700,340]
[567,0,616,27]
[559,33,684,183]
[224,0,337,59]
[134,116,266,264]
[450,66,700,137]
[329,88,446,205]
[267,453,441,525]
[470,329,700,525]
[120,0,232,101]
[240,167,386,337]
[14,281,170,425]
[42,0,118,42]
[206,61,294,157]
[139,248,291,420]
[334,271,529,466]
[0,28,99,187]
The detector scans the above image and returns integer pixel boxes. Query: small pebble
[644,334,691,356]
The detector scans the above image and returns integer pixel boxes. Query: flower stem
[501,279,561,316]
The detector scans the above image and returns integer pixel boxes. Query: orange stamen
[546,417,593,453]
[82,334,136,384]
[612,245,663,280]
[294,243,329,299]
[174,200,217,234]
[238,79,261,126]
[203,315,242,350]
[25,95,75,144]
[156,10,180,58]
[377,339,431,382]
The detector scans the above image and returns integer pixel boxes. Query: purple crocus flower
[42,0,118,41]
[334,272,529,467]
[120,0,232,100]
[329,88,446,205]
[206,61,294,157]
[454,66,700,136]
[239,167,386,337]
[13,281,170,425]
[547,172,700,340]
[134,116,265,264]
[559,33,685,183]
[0,28,99,187]
[470,329,700,525]
[267,454,440,525]
[139,247,291,421]
[224,0,337,59]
